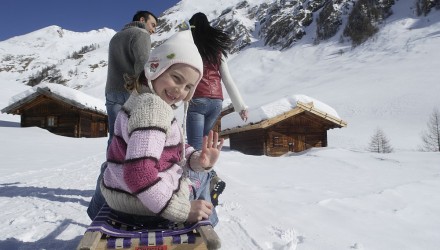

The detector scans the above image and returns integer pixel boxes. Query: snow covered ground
[0,127,439,249]
[1,1,440,249]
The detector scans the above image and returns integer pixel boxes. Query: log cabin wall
[21,96,77,137]
[19,96,107,138]
[265,112,328,155]
[78,112,107,138]
[88,114,108,137]
[266,131,290,156]
[229,129,266,155]
[227,112,332,156]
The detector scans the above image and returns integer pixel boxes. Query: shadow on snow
[0,183,93,249]
[0,120,20,128]
[0,182,94,207]
[0,219,87,250]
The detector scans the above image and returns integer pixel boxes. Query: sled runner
[77,204,221,250]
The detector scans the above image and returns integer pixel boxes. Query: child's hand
[187,200,213,223]
[198,131,224,169]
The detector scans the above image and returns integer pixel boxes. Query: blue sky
[0,0,180,41]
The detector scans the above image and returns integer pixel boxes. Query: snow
[222,94,341,130]
[1,127,439,249]
[1,1,440,250]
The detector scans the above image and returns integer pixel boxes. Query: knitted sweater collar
[122,21,147,31]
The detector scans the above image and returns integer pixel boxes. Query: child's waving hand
[198,131,224,169]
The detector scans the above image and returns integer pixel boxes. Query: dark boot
[210,175,226,207]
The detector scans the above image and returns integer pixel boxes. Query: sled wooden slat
[80,231,208,250]
[76,204,220,250]
[197,225,221,250]
[77,231,103,250]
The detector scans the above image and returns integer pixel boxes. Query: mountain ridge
[1,0,438,91]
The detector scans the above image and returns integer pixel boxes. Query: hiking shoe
[210,176,226,207]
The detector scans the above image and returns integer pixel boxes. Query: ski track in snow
[216,200,298,250]
[269,226,298,250]
[217,213,264,250]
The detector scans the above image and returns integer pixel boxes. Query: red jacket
[193,61,223,100]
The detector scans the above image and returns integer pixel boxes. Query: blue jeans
[186,98,222,150]
[87,163,218,226]
[87,162,107,220]
[105,91,130,148]
[188,170,218,226]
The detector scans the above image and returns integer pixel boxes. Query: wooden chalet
[1,86,108,138]
[220,101,347,156]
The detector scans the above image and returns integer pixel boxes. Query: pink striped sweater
[100,91,206,222]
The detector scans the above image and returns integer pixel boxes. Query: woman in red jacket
[187,12,249,206]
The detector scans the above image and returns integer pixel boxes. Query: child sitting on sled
[87,29,224,226]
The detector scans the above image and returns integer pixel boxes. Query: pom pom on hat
[144,30,203,101]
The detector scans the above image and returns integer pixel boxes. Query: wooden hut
[1,86,108,138]
[220,101,347,156]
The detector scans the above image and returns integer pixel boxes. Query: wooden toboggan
[77,204,221,250]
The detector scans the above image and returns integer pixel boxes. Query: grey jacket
[105,21,151,94]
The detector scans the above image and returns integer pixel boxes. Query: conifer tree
[420,108,440,152]
[368,128,393,153]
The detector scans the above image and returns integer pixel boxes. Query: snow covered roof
[1,83,106,115]
[221,94,346,135]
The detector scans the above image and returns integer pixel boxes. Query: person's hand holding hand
[198,131,224,169]
[239,109,248,122]
[187,200,213,223]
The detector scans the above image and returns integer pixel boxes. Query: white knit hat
[144,30,203,101]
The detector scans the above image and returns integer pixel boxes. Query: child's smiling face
[152,63,200,105]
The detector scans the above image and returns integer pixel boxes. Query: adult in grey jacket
[87,12,158,221]
[105,11,158,147]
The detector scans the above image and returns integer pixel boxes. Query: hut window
[47,116,57,127]
[272,136,283,147]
